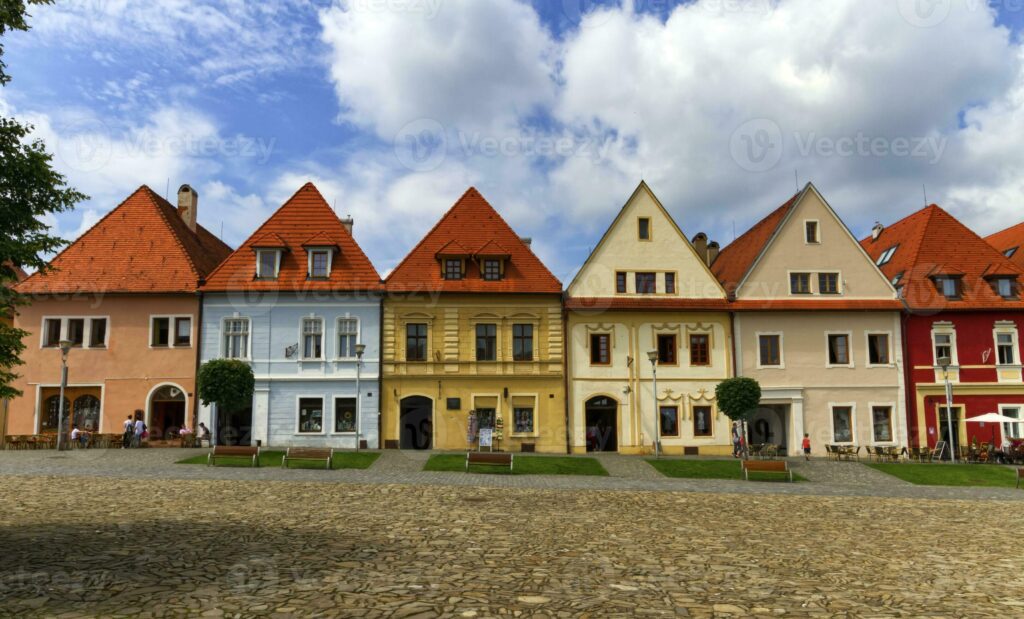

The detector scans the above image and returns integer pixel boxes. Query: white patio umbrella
[965,413,1021,444]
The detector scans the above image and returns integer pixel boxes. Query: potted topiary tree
[197,359,255,445]
[714,377,762,459]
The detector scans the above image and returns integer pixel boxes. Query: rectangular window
[43,318,62,347]
[997,332,1016,365]
[151,317,170,347]
[89,318,107,348]
[818,272,839,294]
[406,323,427,361]
[444,259,463,280]
[615,271,627,293]
[1004,407,1022,440]
[513,407,534,434]
[659,406,678,436]
[338,318,359,359]
[635,272,656,294]
[656,333,677,365]
[665,272,676,294]
[638,217,651,240]
[334,397,357,433]
[310,250,330,278]
[868,333,890,365]
[828,333,850,365]
[590,333,610,365]
[64,318,84,347]
[257,250,278,279]
[934,332,953,363]
[512,324,533,361]
[805,220,819,243]
[224,318,250,359]
[758,334,781,366]
[872,406,893,443]
[935,276,961,299]
[482,259,501,281]
[689,334,710,366]
[992,277,1016,299]
[302,318,323,359]
[298,397,324,434]
[693,405,713,437]
[476,408,496,431]
[790,272,811,294]
[174,317,191,347]
[832,406,854,443]
[475,324,497,361]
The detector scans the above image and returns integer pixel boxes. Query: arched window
[73,395,101,431]
[41,396,70,432]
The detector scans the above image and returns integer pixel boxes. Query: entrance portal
[937,407,960,460]
[585,396,618,452]
[216,406,253,446]
[747,404,789,452]
[149,385,186,442]
[400,396,433,450]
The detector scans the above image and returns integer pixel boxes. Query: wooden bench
[741,459,792,482]
[281,447,334,470]
[207,445,260,467]
[466,451,513,472]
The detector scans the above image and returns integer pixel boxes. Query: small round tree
[197,359,255,430]
[715,377,762,458]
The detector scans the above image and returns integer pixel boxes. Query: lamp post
[938,355,957,463]
[355,343,366,452]
[55,339,72,452]
[647,349,660,458]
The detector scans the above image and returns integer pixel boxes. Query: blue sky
[6,0,1024,281]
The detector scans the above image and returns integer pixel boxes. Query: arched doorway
[149,384,186,441]
[747,404,788,451]
[585,396,618,452]
[400,396,433,450]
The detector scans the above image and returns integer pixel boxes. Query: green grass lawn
[646,458,806,482]
[868,463,1020,488]
[177,450,380,470]
[424,453,608,476]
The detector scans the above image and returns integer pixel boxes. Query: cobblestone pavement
[1,475,1022,618]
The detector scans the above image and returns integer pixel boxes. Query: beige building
[712,183,906,455]
[566,182,733,455]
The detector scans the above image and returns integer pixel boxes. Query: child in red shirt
[801,433,811,460]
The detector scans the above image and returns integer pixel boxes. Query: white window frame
[999,404,1023,440]
[256,249,282,279]
[828,402,857,445]
[332,395,359,435]
[300,316,325,361]
[222,316,252,360]
[817,271,843,295]
[931,323,958,367]
[868,402,897,445]
[804,219,820,244]
[865,331,894,368]
[295,395,326,435]
[149,314,194,349]
[825,331,854,368]
[336,316,361,360]
[509,393,539,437]
[307,248,334,279]
[993,322,1020,368]
[755,331,785,369]
[39,316,111,350]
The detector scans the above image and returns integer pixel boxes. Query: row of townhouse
[5,180,1024,456]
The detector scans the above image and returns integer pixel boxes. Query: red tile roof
[985,220,1024,269]
[202,183,381,292]
[2,261,26,284]
[711,192,799,291]
[385,187,561,294]
[861,205,1024,311]
[17,186,232,295]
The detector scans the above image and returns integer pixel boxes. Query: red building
[862,206,1024,453]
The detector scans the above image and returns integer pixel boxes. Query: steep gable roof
[711,194,798,291]
[385,187,561,294]
[202,183,381,292]
[861,205,1024,311]
[985,220,1024,269]
[17,186,232,295]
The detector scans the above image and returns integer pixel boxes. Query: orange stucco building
[5,185,231,440]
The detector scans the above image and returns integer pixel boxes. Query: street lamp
[647,349,660,458]
[354,343,366,452]
[55,339,72,452]
[938,355,957,463]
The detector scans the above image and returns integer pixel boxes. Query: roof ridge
[144,186,205,283]
[384,189,476,283]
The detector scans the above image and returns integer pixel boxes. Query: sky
[5,0,1024,283]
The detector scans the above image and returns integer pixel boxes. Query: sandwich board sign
[478,428,493,451]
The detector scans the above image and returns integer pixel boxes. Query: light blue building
[198,183,383,449]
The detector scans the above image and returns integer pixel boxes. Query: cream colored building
[566,182,733,455]
[712,183,907,455]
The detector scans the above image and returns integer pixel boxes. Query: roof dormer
[302,233,340,280]
[475,240,510,281]
[436,240,471,280]
[251,232,289,280]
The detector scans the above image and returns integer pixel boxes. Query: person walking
[132,413,145,448]
[122,415,134,449]
[802,433,812,461]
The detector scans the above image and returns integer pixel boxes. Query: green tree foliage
[714,377,762,424]
[0,0,87,400]
[197,360,255,415]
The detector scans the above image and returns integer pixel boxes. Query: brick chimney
[691,232,708,263]
[177,184,198,233]
[340,215,354,235]
[706,241,720,267]
[520,236,533,247]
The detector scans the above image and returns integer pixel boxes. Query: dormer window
[1005,247,1018,258]
[307,249,332,279]
[482,259,502,281]
[990,276,1018,299]
[891,271,904,286]
[876,245,898,266]
[256,250,281,280]
[805,220,819,244]
[444,259,464,280]
[933,275,962,300]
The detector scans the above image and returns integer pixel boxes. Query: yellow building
[566,182,734,455]
[381,188,566,452]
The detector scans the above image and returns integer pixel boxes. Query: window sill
[866,363,894,368]
[330,431,358,436]
[294,432,326,436]
[826,364,855,369]
[510,433,537,438]
[756,364,785,370]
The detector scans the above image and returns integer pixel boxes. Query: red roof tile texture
[985,220,1024,269]
[202,183,381,292]
[710,193,799,290]
[385,187,561,294]
[861,205,1024,311]
[17,186,232,295]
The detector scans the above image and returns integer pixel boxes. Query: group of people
[120,411,211,448]
[731,421,813,460]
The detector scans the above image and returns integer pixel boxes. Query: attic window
[805,220,819,244]
[1005,247,1018,258]
[932,275,962,300]
[876,245,898,266]
[990,276,1018,299]
[256,250,280,280]
[638,218,651,241]
[307,249,332,279]
[482,259,502,281]
[891,271,904,286]
[444,259,463,280]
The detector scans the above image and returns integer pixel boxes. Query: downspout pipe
[561,293,570,455]
[378,286,384,449]
[193,288,204,431]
